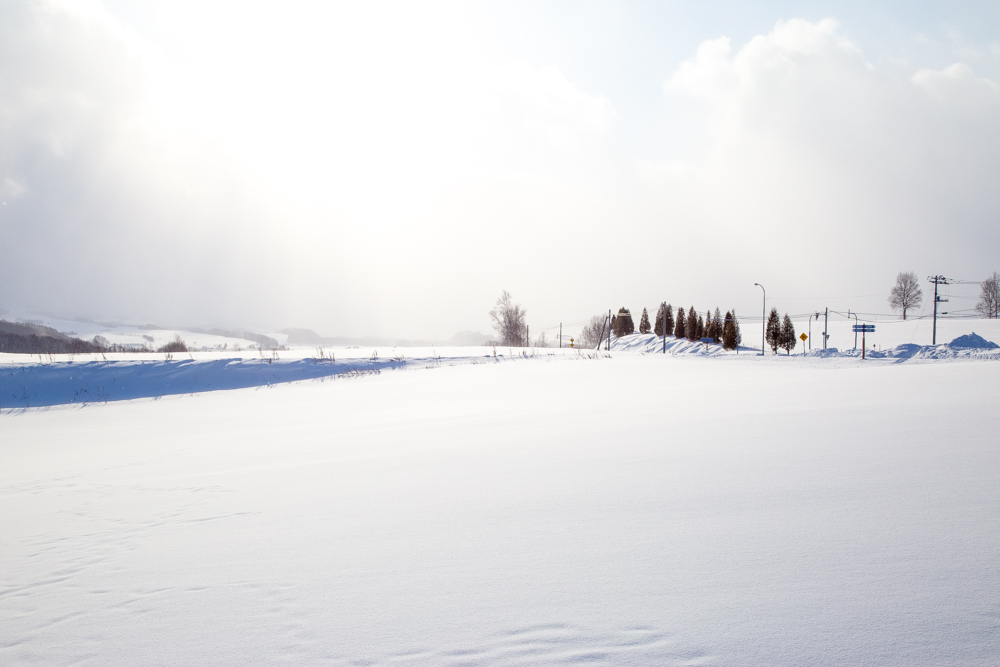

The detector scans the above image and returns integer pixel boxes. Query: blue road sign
[852,324,875,333]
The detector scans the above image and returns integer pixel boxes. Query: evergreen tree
[612,308,634,338]
[674,306,686,339]
[639,308,651,334]
[722,311,737,350]
[696,314,705,340]
[733,310,742,351]
[686,306,698,341]
[712,308,723,343]
[765,307,781,354]
[653,304,665,337]
[663,304,674,337]
[779,314,796,355]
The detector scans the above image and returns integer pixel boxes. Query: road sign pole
[853,323,874,359]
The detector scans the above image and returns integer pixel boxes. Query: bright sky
[1,0,998,339]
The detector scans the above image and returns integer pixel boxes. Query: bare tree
[534,331,549,348]
[888,271,923,320]
[578,314,607,349]
[976,272,1000,318]
[489,290,527,346]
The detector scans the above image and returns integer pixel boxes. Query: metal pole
[850,310,858,349]
[559,323,562,348]
[607,310,611,351]
[823,307,828,350]
[862,329,866,360]
[662,303,667,354]
[932,278,939,345]
[754,283,765,356]
[526,325,529,348]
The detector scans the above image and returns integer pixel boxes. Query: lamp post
[808,312,820,351]
[754,283,765,356]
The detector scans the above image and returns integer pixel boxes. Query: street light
[754,283,765,356]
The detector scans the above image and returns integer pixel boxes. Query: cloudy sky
[1,0,998,339]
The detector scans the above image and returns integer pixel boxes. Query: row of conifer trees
[610,305,744,351]
[765,307,798,355]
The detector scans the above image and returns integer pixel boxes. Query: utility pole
[526,325,529,348]
[928,275,949,345]
[559,323,562,348]
[754,283,765,356]
[823,307,829,350]
[607,309,611,351]
[848,310,858,349]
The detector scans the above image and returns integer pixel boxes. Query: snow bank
[1,352,570,409]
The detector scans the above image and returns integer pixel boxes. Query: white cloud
[1,6,997,336]
[493,62,614,147]
[912,63,1000,105]
[655,18,1000,303]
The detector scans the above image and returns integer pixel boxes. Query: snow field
[2,356,999,665]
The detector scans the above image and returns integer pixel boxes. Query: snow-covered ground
[3,353,999,665]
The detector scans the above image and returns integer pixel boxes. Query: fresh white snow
[2,352,999,665]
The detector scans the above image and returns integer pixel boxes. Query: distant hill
[190,328,280,349]
[280,328,331,346]
[0,320,102,354]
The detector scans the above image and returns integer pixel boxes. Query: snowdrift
[608,332,1000,361]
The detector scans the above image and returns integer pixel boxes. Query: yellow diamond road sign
[799,333,808,341]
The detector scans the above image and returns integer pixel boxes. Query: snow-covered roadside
[2,356,998,665]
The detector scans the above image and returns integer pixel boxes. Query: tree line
[580,304,745,351]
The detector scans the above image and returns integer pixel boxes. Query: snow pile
[949,332,999,349]
[609,333,732,355]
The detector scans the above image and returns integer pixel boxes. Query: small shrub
[157,335,188,353]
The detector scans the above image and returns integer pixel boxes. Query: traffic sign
[799,333,807,341]
[852,324,875,359]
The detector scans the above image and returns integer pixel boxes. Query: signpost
[852,324,875,359]
[799,332,807,355]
